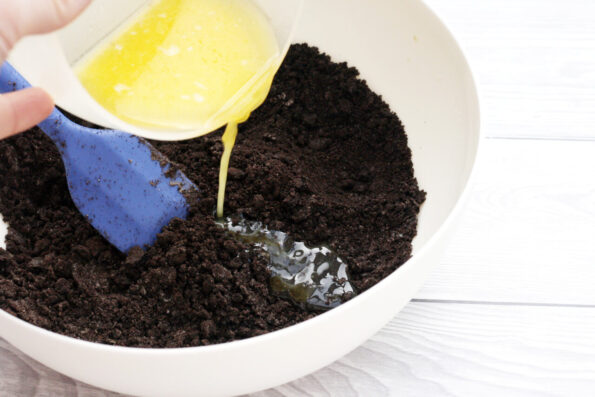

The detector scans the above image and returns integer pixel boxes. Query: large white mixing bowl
[0,0,481,396]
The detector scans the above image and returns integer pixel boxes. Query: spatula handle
[0,62,73,144]
[0,61,31,93]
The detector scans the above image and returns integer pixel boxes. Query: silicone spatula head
[0,62,199,253]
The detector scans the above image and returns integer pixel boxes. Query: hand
[0,0,91,139]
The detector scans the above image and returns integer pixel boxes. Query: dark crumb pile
[0,44,425,348]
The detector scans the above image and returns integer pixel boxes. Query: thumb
[0,88,54,139]
[0,0,92,59]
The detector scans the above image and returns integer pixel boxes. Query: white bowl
[0,0,481,396]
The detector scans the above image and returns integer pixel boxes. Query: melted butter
[75,0,282,217]
[219,218,357,310]
[75,0,278,131]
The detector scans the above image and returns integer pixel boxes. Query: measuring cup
[8,0,303,141]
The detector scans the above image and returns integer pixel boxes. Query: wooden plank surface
[416,138,595,304]
[253,302,595,397]
[425,0,595,140]
[0,338,121,397]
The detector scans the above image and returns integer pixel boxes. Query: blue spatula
[0,62,199,253]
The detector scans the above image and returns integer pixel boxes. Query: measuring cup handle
[0,61,75,144]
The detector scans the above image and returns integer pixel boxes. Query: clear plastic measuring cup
[8,0,303,141]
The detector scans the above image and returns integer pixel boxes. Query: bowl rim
[0,0,484,358]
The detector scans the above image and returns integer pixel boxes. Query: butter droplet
[193,81,207,90]
[114,84,131,93]
[159,45,180,56]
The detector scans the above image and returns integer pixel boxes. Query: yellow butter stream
[76,0,281,217]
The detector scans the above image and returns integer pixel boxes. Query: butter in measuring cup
[75,0,294,217]
[75,0,280,131]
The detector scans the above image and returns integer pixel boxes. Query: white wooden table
[3,0,595,395]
